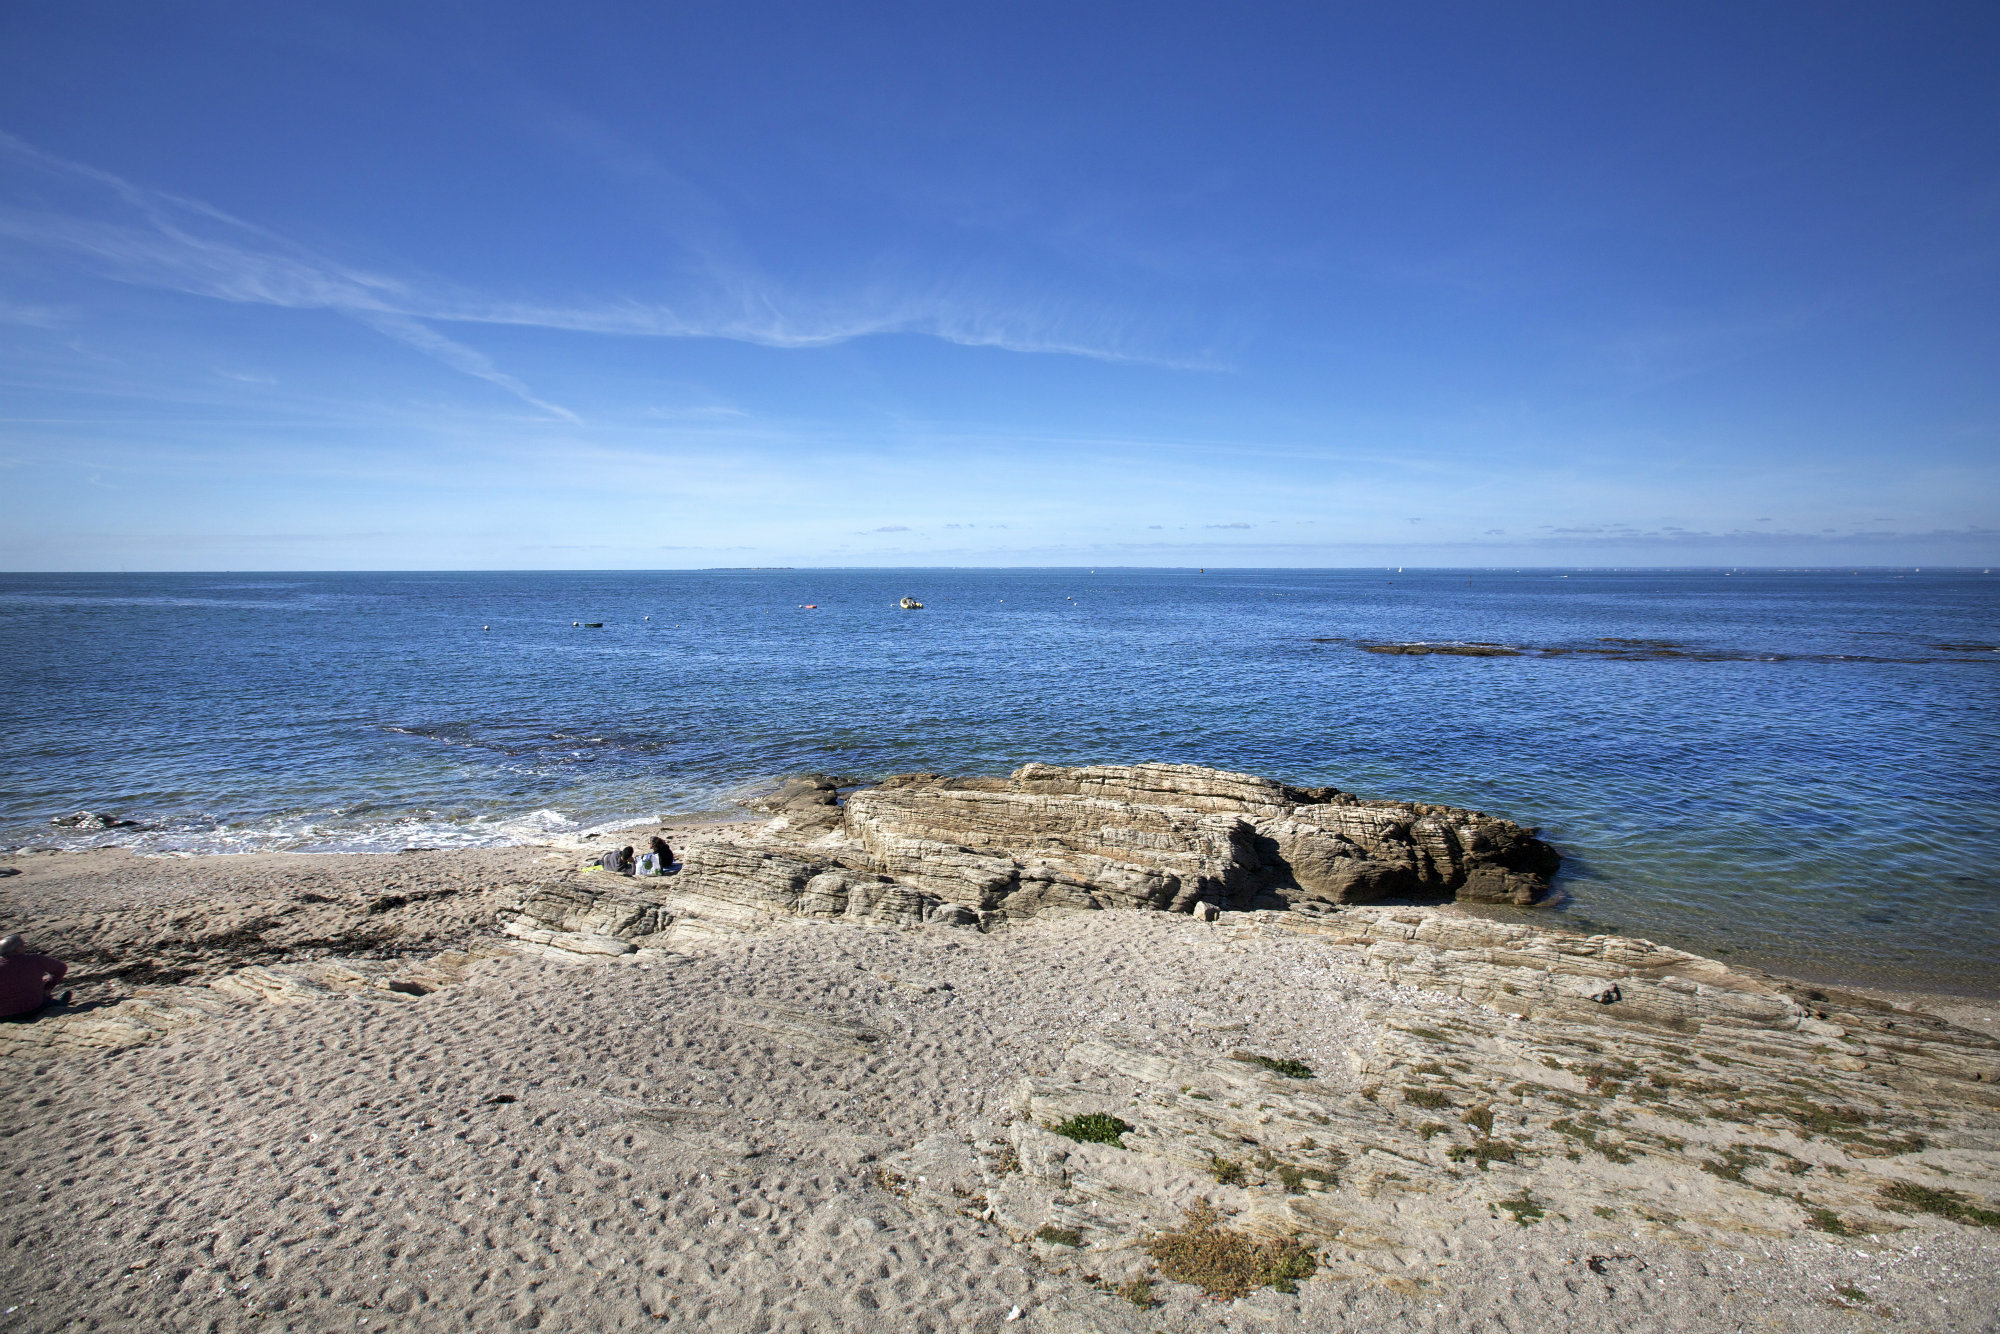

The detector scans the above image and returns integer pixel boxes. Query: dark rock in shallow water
[1362,642,1522,657]
[49,811,142,830]
[1342,636,1978,665]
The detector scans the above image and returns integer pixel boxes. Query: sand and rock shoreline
[3,763,1998,1332]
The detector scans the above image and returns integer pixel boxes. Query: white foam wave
[5,789,755,857]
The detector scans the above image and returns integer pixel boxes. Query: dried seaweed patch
[1144,1205,1317,1298]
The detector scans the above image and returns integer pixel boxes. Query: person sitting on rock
[0,935,71,1018]
[649,835,674,867]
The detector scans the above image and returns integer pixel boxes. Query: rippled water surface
[2,569,1996,991]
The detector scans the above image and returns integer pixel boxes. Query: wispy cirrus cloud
[0,133,1200,419]
[0,131,580,418]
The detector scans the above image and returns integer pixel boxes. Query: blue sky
[1,2,1995,569]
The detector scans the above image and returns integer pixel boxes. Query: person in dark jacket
[649,835,674,867]
[0,935,70,1018]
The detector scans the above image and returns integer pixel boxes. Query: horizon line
[1,565,1992,577]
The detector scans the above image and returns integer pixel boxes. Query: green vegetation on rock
[1049,1112,1133,1147]
[1232,1052,1315,1079]
[1880,1181,2000,1228]
[1497,1189,1545,1227]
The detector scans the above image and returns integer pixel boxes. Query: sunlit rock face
[840,763,1560,918]
[496,763,1562,952]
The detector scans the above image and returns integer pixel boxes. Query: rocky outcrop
[504,764,1563,952]
[743,773,850,835]
[851,763,1557,911]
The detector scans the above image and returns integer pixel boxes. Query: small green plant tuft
[1497,1189,1544,1227]
[1209,1156,1245,1186]
[1403,1087,1452,1109]
[1879,1181,2000,1229]
[1551,1116,1634,1164]
[1035,1224,1083,1247]
[1050,1112,1134,1147]
[1273,1159,1339,1193]
[1415,1121,1447,1141]
[1833,1283,1868,1303]
[1592,1205,1617,1220]
[1116,1276,1155,1308]
[1462,1104,1495,1136]
[1804,1208,1851,1237]
[1792,1104,1868,1137]
[1265,1247,1317,1294]
[1448,1140,1518,1171]
[1702,1146,1760,1185]
[1232,1052,1315,1079]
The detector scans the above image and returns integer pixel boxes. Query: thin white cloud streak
[0,131,576,417]
[0,133,1199,395]
[348,310,579,422]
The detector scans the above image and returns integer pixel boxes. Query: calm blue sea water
[2,569,1996,992]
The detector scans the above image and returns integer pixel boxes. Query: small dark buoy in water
[572,621,580,627]
[483,625,489,631]
[583,622,604,628]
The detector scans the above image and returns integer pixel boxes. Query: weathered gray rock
[504,764,1565,954]
[0,947,503,1053]
[48,811,142,830]
[748,774,848,812]
[847,763,1558,911]
[744,774,851,834]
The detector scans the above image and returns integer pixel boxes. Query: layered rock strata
[0,946,502,1054]
[498,763,1562,953]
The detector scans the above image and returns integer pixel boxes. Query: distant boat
[899,597,924,609]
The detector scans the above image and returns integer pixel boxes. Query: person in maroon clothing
[0,935,70,1018]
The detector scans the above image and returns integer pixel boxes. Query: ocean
[2,568,1995,993]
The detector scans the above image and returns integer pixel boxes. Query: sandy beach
[4,769,1999,1334]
